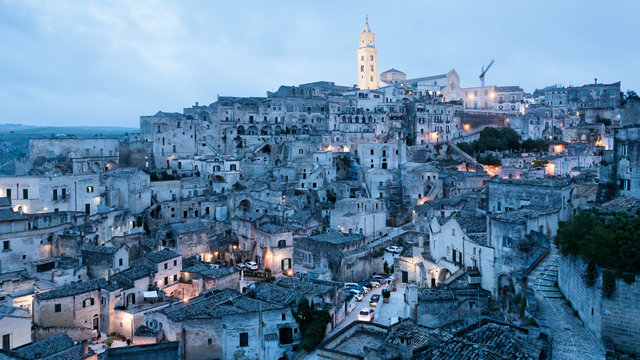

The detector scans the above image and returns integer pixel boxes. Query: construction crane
[479,59,494,87]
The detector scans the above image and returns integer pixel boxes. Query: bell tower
[357,17,378,90]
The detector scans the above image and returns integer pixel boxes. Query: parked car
[357,308,375,322]
[367,279,381,288]
[358,281,373,291]
[214,260,227,266]
[235,263,246,270]
[369,294,381,307]
[346,289,363,301]
[372,275,392,285]
[245,261,259,271]
[386,246,402,254]
[345,284,366,294]
[373,272,391,278]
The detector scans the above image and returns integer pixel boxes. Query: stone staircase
[528,247,563,299]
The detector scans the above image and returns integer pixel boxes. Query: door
[2,334,10,350]
[93,316,99,330]
[401,271,408,283]
[431,278,436,288]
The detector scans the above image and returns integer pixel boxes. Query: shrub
[382,289,391,298]
[104,337,114,346]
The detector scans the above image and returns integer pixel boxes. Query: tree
[292,298,331,351]
[622,90,640,106]
[555,208,640,293]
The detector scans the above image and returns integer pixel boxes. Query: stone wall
[558,255,640,355]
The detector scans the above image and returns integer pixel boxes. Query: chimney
[195,101,199,106]
[82,339,89,354]
[594,78,597,84]
[400,335,413,360]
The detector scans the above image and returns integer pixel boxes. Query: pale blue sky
[0,0,638,127]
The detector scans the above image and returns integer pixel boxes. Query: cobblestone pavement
[530,246,606,360]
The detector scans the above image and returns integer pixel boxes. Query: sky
[0,0,638,128]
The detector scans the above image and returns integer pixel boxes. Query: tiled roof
[13,334,74,359]
[36,278,110,300]
[160,289,285,322]
[0,305,28,319]
[102,341,181,360]
[146,249,180,263]
[305,232,364,245]
[82,244,120,255]
[111,266,154,286]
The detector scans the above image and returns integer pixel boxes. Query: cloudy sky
[1,0,638,128]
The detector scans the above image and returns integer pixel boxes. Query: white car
[235,263,246,270]
[346,289,363,301]
[245,261,259,271]
[358,308,375,322]
[386,246,402,254]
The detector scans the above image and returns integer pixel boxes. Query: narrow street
[529,246,606,360]
[305,268,408,360]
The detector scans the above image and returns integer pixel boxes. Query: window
[87,186,94,193]
[173,274,178,282]
[370,55,373,61]
[22,189,28,199]
[208,338,213,346]
[61,188,66,199]
[85,204,90,215]
[119,258,123,266]
[239,332,249,347]
[55,304,61,312]
[164,263,168,270]
[281,313,286,321]
[370,65,374,71]
[164,277,168,285]
[278,240,287,248]
[452,228,455,236]
[53,189,58,201]
[3,241,9,251]
[2,334,9,350]
[360,65,364,72]
[360,56,364,61]
[5,189,10,199]
[502,236,512,248]
[173,259,177,267]
[281,258,292,270]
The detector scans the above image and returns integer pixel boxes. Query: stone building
[0,174,100,215]
[330,198,387,239]
[462,85,525,114]
[155,220,210,258]
[145,249,182,292]
[81,244,130,279]
[101,168,151,214]
[29,137,120,174]
[0,305,31,350]
[294,231,384,282]
[144,288,299,360]
[614,125,640,198]
[407,99,463,145]
[486,177,573,220]
[33,278,119,332]
[254,223,293,275]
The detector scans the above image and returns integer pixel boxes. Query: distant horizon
[1,0,638,127]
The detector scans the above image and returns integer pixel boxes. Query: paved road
[305,281,407,359]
